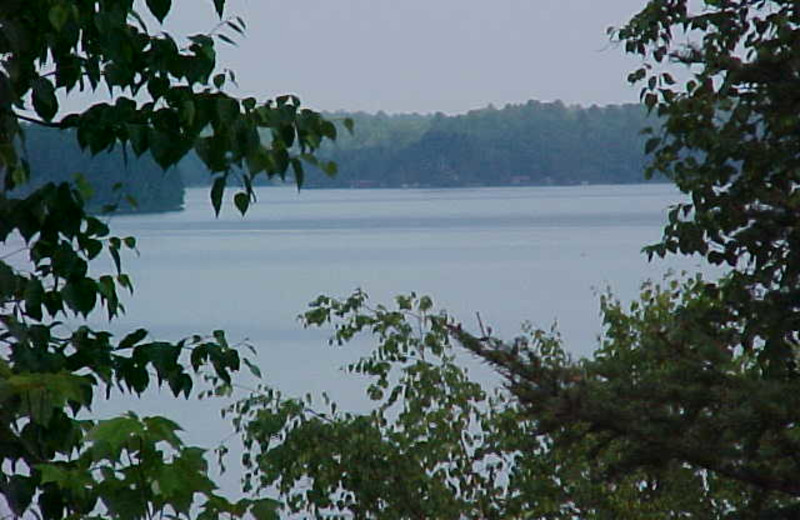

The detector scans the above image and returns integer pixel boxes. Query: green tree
[232,287,765,518]
[0,0,344,517]
[459,0,800,515]
[625,0,800,375]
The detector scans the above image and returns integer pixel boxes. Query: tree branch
[12,112,65,129]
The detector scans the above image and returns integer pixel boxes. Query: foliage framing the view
[0,0,343,517]
[624,0,800,373]
[228,1,800,518]
[17,124,185,213]
[233,287,772,518]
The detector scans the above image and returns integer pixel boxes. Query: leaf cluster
[615,0,800,373]
[1,0,343,216]
[1,0,341,517]
[0,182,256,515]
[230,290,769,519]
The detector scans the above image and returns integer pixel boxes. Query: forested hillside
[312,100,654,188]
[14,125,185,213]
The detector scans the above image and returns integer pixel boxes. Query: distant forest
[310,100,656,188]
[13,125,184,213]
[181,100,656,189]
[17,100,656,213]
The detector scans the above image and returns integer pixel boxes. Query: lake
[90,183,708,497]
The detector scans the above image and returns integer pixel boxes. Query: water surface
[92,183,707,496]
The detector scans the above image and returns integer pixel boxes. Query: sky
[57,0,652,116]
[155,0,651,114]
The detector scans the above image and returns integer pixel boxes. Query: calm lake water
[89,183,708,497]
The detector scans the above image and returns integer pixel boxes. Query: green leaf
[210,176,226,216]
[213,0,225,17]
[179,99,196,126]
[213,73,226,89]
[119,328,148,350]
[32,78,58,121]
[124,194,139,209]
[143,415,184,449]
[645,137,661,155]
[212,329,229,348]
[126,124,149,156]
[63,279,97,316]
[243,357,262,379]
[48,4,70,31]
[146,0,172,23]
[5,475,35,516]
[233,192,249,216]
[227,20,245,36]
[217,33,236,46]
[322,160,338,177]
[149,129,182,169]
[73,172,94,201]
[23,278,44,321]
[216,97,239,126]
[88,414,145,458]
[0,261,15,299]
[37,464,71,487]
[291,158,304,187]
[250,498,281,520]
[11,165,29,188]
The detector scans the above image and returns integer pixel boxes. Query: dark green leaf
[242,357,262,379]
[322,160,337,177]
[124,194,139,210]
[0,261,15,299]
[24,279,44,321]
[48,4,70,30]
[227,20,245,36]
[32,78,58,121]
[146,0,172,23]
[233,192,249,216]
[63,279,97,316]
[126,124,149,156]
[213,73,226,89]
[210,176,226,216]
[217,33,236,46]
[72,173,94,202]
[291,158,304,187]
[119,328,148,350]
[250,498,280,520]
[5,475,36,516]
[213,0,225,17]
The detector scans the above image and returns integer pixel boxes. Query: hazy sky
[186,0,651,114]
[65,1,653,115]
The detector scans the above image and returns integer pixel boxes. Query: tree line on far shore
[15,124,184,213]
[180,100,656,189]
[16,100,654,215]
[310,101,654,188]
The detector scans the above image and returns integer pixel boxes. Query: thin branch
[13,112,65,129]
